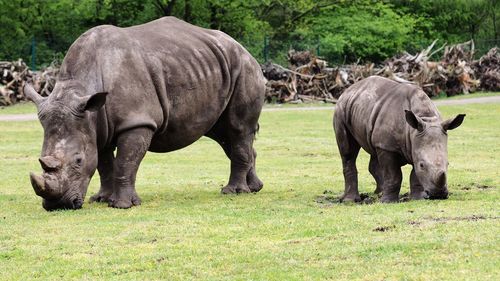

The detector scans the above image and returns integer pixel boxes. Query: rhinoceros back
[59,17,263,150]
[335,76,440,159]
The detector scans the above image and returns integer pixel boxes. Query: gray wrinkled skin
[25,17,266,211]
[334,76,465,203]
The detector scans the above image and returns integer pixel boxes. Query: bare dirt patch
[373,225,396,232]
[408,215,499,226]
[458,183,496,191]
[315,190,412,206]
[315,191,378,206]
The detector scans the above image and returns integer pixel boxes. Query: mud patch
[427,215,493,222]
[315,191,377,206]
[408,215,498,226]
[373,225,396,232]
[458,183,495,190]
[399,192,410,202]
[315,190,414,206]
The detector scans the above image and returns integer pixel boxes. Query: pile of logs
[0,59,32,105]
[1,41,499,106]
[473,47,500,91]
[263,41,499,103]
[32,62,59,98]
[262,50,369,103]
[0,60,59,106]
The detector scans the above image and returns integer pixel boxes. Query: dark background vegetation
[1,0,499,68]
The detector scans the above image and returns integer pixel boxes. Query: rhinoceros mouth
[40,185,84,211]
[424,189,449,200]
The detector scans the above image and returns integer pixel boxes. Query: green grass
[0,102,36,114]
[431,91,500,100]
[0,103,499,280]
[1,91,499,114]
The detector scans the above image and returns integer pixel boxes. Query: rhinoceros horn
[23,83,46,107]
[30,172,47,197]
[39,156,62,171]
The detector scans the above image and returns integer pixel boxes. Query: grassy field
[0,101,498,280]
[2,91,500,114]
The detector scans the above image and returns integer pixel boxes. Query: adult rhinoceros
[334,76,465,203]
[25,17,266,211]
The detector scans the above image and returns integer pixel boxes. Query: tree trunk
[184,0,192,22]
[155,0,177,17]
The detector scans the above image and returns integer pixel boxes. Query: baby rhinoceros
[334,76,465,203]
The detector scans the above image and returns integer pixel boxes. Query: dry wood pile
[32,62,59,97]
[0,59,32,105]
[473,47,500,91]
[379,39,480,96]
[263,41,498,103]
[262,50,354,103]
[0,60,58,106]
[2,42,499,107]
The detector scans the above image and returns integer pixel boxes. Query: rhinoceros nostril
[437,171,446,188]
[423,190,430,199]
[72,198,83,209]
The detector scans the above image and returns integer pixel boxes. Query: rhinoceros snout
[425,189,449,200]
[42,197,82,211]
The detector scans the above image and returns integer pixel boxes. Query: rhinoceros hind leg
[208,75,264,195]
[368,155,384,194]
[334,119,361,202]
[207,127,262,194]
[108,127,153,208]
[246,150,263,192]
[90,148,115,203]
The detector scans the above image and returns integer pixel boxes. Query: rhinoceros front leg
[409,167,427,200]
[89,148,115,203]
[377,150,403,203]
[108,127,153,209]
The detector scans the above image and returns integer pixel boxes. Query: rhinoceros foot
[380,194,400,203]
[108,192,142,209]
[340,194,362,203]
[89,189,113,203]
[247,177,263,193]
[409,190,429,200]
[221,184,251,194]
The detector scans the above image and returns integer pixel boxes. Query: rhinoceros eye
[75,156,83,166]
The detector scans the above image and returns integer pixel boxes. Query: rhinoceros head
[405,110,465,200]
[24,82,106,211]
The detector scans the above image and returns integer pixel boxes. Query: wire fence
[21,36,500,70]
[258,37,500,66]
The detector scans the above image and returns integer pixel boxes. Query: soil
[458,183,496,190]
[315,191,377,205]
[373,225,396,232]
[408,215,498,226]
[315,191,412,206]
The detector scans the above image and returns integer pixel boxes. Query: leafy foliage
[0,0,498,66]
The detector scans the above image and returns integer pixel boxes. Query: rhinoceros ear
[405,110,425,131]
[442,114,466,131]
[80,92,107,112]
[23,83,46,107]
